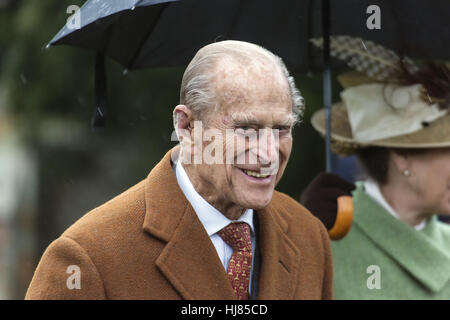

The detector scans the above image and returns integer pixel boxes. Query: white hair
[174,40,304,129]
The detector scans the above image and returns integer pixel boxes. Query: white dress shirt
[363,179,427,230]
[175,160,256,292]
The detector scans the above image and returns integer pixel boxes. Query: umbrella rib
[227,0,248,39]
[125,4,170,70]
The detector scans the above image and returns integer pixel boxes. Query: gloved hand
[300,172,356,230]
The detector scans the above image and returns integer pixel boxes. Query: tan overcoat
[26,149,333,300]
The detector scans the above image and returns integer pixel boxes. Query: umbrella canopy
[50,0,177,70]
[329,0,450,61]
[50,0,450,72]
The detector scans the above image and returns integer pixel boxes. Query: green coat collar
[353,184,450,293]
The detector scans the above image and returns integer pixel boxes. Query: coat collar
[142,147,300,299]
[353,184,450,293]
[255,201,301,299]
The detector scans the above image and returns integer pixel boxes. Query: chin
[437,207,450,215]
[239,192,273,210]
[436,198,450,215]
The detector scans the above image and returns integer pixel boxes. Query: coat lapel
[353,185,450,293]
[142,148,235,299]
[256,199,301,299]
[155,204,236,299]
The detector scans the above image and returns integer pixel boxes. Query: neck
[379,182,430,227]
[208,200,246,221]
[183,164,246,221]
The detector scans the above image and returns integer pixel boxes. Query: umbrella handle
[328,195,354,240]
[92,52,108,131]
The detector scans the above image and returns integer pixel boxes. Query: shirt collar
[175,160,254,237]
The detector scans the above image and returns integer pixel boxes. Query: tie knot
[217,222,252,252]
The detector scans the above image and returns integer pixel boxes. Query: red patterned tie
[217,222,252,300]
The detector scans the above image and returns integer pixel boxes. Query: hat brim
[311,103,450,156]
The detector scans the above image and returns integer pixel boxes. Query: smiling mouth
[238,168,272,179]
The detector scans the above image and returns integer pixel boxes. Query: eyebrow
[230,113,295,127]
[230,113,258,124]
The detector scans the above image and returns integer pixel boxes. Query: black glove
[300,172,356,230]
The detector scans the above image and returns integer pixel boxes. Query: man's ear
[173,105,193,137]
[173,105,195,164]
[174,105,192,129]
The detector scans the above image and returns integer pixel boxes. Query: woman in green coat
[310,38,450,299]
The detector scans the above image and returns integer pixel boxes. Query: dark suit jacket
[26,148,333,299]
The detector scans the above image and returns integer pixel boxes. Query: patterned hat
[310,36,450,156]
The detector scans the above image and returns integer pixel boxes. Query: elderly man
[26,40,333,300]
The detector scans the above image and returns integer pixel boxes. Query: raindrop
[20,74,27,85]
[131,6,136,10]
[123,69,129,75]
[45,43,51,49]
[361,40,367,50]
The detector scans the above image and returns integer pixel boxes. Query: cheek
[412,164,450,205]
[431,163,450,213]
[278,137,292,164]
[274,138,292,179]
[443,171,450,201]
[429,165,450,194]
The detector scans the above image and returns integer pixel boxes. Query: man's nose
[257,128,279,166]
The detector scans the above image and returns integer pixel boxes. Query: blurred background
[0,0,352,299]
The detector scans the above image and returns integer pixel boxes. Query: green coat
[332,183,450,299]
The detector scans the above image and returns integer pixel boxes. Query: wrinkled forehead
[212,56,291,110]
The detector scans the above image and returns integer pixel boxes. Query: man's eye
[236,125,254,132]
[273,126,291,132]
[235,126,258,136]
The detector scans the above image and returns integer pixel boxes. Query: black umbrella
[48,0,450,169]
[50,0,320,72]
[50,0,450,70]
[50,0,177,69]
[49,0,178,129]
